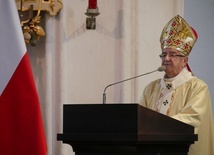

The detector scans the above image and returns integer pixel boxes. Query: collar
[161,68,194,90]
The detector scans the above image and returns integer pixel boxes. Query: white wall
[27,1,184,154]
[184,0,214,118]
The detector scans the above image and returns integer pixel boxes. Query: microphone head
[157,66,166,72]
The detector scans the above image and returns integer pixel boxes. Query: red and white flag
[0,1,47,155]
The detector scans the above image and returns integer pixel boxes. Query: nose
[162,54,171,61]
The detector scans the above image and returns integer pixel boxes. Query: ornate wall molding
[16,0,63,46]
[16,0,63,16]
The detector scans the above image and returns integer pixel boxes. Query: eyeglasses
[159,53,185,60]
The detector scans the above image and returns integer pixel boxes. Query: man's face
[160,48,188,78]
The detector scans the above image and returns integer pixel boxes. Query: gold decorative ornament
[23,15,45,46]
[160,15,198,56]
[16,0,63,46]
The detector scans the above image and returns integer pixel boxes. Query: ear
[183,56,189,66]
[182,56,189,66]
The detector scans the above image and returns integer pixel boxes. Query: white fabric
[138,70,214,155]
[157,69,194,115]
[0,1,26,94]
[27,0,184,154]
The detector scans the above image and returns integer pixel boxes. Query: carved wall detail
[16,0,63,46]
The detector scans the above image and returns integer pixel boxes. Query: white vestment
[139,69,214,155]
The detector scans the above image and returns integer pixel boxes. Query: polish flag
[0,1,47,155]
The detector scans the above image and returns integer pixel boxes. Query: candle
[88,0,97,9]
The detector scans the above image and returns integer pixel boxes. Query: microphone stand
[102,69,159,104]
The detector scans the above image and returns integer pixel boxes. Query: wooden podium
[57,104,197,155]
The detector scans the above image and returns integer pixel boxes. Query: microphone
[102,66,166,104]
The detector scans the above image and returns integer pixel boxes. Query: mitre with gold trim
[160,15,198,56]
